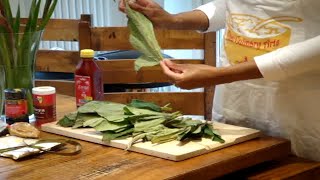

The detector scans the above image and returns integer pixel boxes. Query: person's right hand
[160,59,219,89]
[118,0,175,28]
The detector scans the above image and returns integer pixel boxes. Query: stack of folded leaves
[58,100,225,149]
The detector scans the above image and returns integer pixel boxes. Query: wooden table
[0,94,291,180]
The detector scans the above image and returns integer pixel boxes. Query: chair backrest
[33,17,83,97]
[78,15,216,120]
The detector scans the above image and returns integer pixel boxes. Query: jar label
[75,75,93,107]
[33,94,56,126]
[5,100,28,118]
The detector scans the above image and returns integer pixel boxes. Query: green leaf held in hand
[125,0,163,71]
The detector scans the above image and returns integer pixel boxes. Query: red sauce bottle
[75,49,104,107]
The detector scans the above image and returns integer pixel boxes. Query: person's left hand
[160,59,218,89]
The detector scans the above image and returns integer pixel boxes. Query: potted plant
[0,0,58,114]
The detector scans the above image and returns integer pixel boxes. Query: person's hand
[118,0,175,28]
[160,59,218,89]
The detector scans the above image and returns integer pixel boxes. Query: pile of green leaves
[58,100,225,149]
[125,0,163,71]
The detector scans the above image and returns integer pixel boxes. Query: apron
[212,0,320,161]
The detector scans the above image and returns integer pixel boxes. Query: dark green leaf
[124,106,162,116]
[30,0,42,32]
[129,99,162,112]
[73,113,100,128]
[57,116,75,127]
[42,0,52,18]
[2,0,13,29]
[102,128,134,142]
[38,0,58,30]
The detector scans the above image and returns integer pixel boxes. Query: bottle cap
[32,86,56,95]
[80,49,95,58]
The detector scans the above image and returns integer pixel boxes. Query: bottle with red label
[75,49,104,107]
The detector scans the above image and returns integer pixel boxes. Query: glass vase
[0,66,4,120]
[0,30,43,115]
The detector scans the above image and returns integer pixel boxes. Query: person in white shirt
[119,0,320,161]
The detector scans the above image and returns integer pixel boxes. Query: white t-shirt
[197,0,320,161]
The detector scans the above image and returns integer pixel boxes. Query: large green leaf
[125,0,163,71]
[78,101,104,113]
[124,106,162,116]
[103,128,134,142]
[134,118,167,133]
[72,113,100,128]
[83,117,105,128]
[94,120,132,132]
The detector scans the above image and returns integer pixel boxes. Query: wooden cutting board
[41,121,261,161]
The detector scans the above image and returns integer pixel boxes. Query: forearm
[255,35,320,81]
[168,10,209,31]
[213,61,263,85]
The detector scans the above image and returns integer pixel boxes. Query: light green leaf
[83,117,105,128]
[125,0,163,71]
[134,118,167,133]
[78,101,104,113]
[102,128,134,142]
[94,120,131,132]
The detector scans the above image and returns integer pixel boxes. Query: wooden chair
[34,17,82,97]
[34,14,216,119]
[78,14,216,120]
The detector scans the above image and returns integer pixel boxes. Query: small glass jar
[4,89,29,125]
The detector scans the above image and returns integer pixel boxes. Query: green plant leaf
[83,117,105,128]
[151,128,185,144]
[124,106,162,116]
[57,112,77,127]
[102,128,134,142]
[30,0,42,32]
[38,0,58,30]
[13,4,20,47]
[134,118,167,133]
[78,101,104,113]
[42,0,52,18]
[94,120,132,132]
[125,0,163,71]
[129,99,162,112]
[1,0,13,30]
[73,113,101,128]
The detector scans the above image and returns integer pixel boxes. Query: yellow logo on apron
[224,14,302,64]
